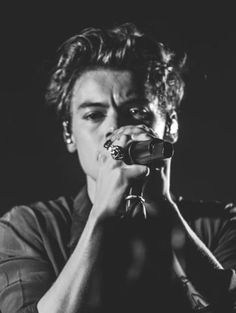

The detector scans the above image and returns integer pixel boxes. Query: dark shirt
[0,187,236,313]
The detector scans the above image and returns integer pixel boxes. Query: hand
[142,163,171,202]
[91,125,158,221]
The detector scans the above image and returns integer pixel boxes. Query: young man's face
[69,69,167,181]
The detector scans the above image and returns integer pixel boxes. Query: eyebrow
[77,102,109,110]
[77,97,147,110]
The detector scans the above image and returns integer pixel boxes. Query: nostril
[106,131,113,138]
[105,127,116,138]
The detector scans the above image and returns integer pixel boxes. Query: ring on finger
[104,139,113,149]
[145,167,150,177]
[109,145,125,160]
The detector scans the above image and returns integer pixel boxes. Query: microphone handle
[124,138,173,166]
[124,138,173,217]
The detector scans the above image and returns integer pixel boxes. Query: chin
[85,170,98,182]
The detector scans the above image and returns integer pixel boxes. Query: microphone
[124,138,173,166]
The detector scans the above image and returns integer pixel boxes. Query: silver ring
[109,145,125,160]
[125,195,145,202]
[104,139,113,149]
[124,194,147,219]
[145,167,150,177]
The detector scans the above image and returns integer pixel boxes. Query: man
[0,23,236,313]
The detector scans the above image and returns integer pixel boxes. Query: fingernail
[111,133,120,141]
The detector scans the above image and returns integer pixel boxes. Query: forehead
[71,69,139,107]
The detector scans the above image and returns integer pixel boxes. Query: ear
[62,121,77,153]
[164,111,179,143]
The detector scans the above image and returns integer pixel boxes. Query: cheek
[148,103,166,139]
[75,130,97,159]
[75,135,97,177]
[152,118,166,139]
[72,126,103,177]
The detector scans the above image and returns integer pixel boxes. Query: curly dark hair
[46,23,186,123]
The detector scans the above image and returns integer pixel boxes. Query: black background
[0,1,235,213]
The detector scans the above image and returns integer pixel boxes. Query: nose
[104,111,119,138]
[106,127,116,138]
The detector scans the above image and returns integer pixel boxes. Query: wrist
[88,202,119,227]
[144,195,172,219]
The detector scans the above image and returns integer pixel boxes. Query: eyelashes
[128,107,151,119]
[83,111,107,121]
[83,106,153,124]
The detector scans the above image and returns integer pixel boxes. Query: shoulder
[0,195,73,232]
[177,197,236,251]
[0,195,73,259]
[177,197,236,221]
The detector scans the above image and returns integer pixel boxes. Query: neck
[164,159,173,201]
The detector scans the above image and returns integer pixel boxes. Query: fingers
[101,124,158,167]
[99,141,149,182]
[99,133,130,166]
[122,164,150,181]
[110,124,158,142]
[102,124,157,160]
[99,124,156,180]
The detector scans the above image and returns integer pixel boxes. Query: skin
[37,68,227,313]
[67,69,171,217]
